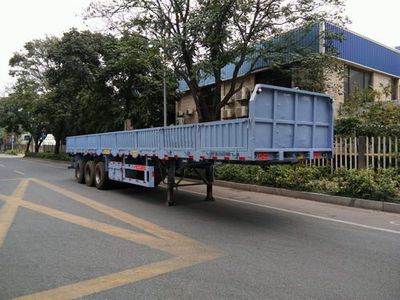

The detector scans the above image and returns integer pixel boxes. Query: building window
[344,66,372,100]
[392,78,399,100]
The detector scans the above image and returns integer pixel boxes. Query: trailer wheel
[154,166,166,187]
[75,160,86,184]
[94,162,109,190]
[84,161,96,187]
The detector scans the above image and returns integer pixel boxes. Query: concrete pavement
[0,157,399,299]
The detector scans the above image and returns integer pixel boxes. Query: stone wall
[176,93,198,124]
[372,72,393,101]
[323,63,345,116]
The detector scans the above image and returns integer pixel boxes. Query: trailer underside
[73,154,216,206]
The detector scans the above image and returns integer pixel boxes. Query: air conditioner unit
[222,108,234,119]
[227,97,235,104]
[176,117,185,125]
[234,87,250,101]
[235,106,248,118]
[186,108,194,115]
[177,111,184,117]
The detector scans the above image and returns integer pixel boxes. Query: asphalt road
[0,156,399,300]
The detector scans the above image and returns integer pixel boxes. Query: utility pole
[163,68,167,127]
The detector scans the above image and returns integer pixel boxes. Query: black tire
[94,161,109,190]
[84,160,96,187]
[154,165,166,187]
[75,160,86,184]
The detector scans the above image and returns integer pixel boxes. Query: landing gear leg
[205,164,215,202]
[166,159,176,206]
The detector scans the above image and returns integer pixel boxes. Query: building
[176,23,400,124]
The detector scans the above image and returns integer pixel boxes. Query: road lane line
[13,252,220,300]
[31,178,198,246]
[13,170,25,176]
[0,164,5,167]
[0,179,29,248]
[184,190,400,236]
[18,198,167,250]
[0,178,25,182]
[4,178,222,299]
[0,203,19,248]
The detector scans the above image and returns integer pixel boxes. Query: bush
[215,163,399,202]
[25,151,72,162]
[215,164,265,184]
[305,179,341,194]
[3,149,21,155]
[336,169,378,199]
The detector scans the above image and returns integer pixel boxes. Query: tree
[8,29,179,154]
[0,85,50,153]
[98,33,178,129]
[335,87,400,137]
[88,0,346,122]
[8,38,57,152]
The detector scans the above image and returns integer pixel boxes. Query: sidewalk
[0,154,24,158]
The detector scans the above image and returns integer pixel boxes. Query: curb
[213,180,400,214]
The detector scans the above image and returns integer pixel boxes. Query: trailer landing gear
[166,160,176,206]
[165,160,215,206]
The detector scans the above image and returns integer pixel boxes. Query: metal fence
[307,136,400,170]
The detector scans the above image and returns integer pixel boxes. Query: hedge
[215,164,400,203]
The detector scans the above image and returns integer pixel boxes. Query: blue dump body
[66,84,333,163]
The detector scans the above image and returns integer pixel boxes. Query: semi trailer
[66,84,334,205]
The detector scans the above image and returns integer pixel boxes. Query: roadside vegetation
[216,164,400,203]
[0,149,22,156]
[335,88,400,136]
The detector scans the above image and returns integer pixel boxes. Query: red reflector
[188,155,194,159]
[239,156,246,161]
[224,156,230,160]
[313,152,322,159]
[256,152,269,160]
[212,156,218,160]
[200,156,205,160]
[133,165,147,171]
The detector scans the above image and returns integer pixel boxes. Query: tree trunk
[34,137,40,152]
[54,139,61,154]
[25,138,32,154]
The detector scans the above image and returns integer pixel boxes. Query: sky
[0,0,399,95]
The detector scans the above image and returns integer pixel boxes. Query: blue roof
[179,24,321,91]
[179,23,400,92]
[326,23,400,78]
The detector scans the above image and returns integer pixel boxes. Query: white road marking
[0,178,27,182]
[390,221,400,226]
[0,164,5,167]
[13,170,25,176]
[184,190,400,236]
